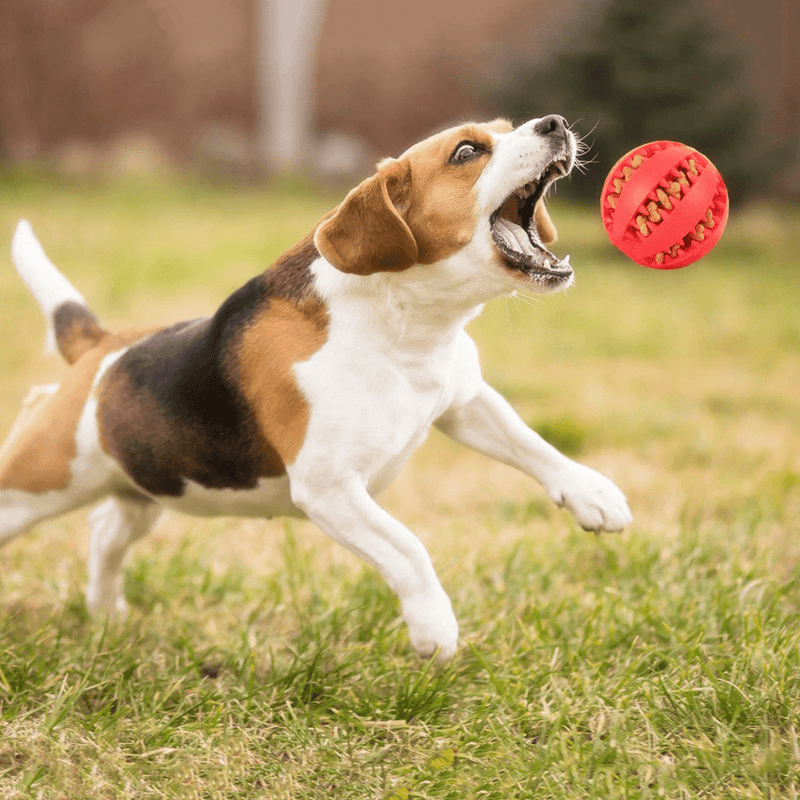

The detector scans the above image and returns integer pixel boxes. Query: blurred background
[1,7,800,795]
[0,0,797,200]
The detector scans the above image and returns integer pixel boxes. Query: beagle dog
[0,116,631,661]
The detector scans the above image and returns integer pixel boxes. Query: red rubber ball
[600,141,729,269]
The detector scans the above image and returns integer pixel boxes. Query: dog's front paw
[401,590,459,663]
[546,462,632,533]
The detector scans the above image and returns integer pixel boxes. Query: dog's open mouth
[490,158,572,282]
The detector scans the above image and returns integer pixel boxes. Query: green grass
[1,173,799,798]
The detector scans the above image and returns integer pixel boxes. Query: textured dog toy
[600,141,729,269]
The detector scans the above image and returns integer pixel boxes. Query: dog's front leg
[289,474,458,661]
[436,382,632,532]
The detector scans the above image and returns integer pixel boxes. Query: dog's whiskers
[511,291,546,309]
[568,119,597,177]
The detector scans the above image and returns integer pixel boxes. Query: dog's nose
[533,115,569,139]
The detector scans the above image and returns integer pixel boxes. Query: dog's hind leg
[0,482,108,547]
[0,386,121,547]
[0,493,54,546]
[86,495,161,618]
[0,385,69,540]
[0,404,154,616]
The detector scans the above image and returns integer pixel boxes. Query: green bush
[493,0,777,204]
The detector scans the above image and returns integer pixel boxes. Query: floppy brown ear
[534,199,558,245]
[315,160,418,276]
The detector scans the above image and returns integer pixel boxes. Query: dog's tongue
[494,218,571,272]
[494,219,539,259]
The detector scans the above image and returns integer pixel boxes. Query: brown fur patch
[269,231,331,300]
[98,355,287,495]
[0,329,151,494]
[96,235,328,496]
[53,301,107,364]
[239,233,329,467]
[402,125,495,264]
[235,296,329,467]
[315,163,419,276]
[317,120,512,275]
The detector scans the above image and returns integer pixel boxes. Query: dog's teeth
[510,179,544,202]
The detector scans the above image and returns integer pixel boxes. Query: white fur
[12,220,89,352]
[0,119,631,661]
[476,119,576,218]
[86,496,161,617]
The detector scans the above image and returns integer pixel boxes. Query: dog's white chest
[291,321,475,497]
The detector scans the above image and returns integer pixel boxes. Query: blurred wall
[314,0,588,156]
[0,0,255,162]
[0,0,796,189]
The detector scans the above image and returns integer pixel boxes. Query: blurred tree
[494,0,773,203]
[255,0,328,174]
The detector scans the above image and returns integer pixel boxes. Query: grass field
[0,173,799,799]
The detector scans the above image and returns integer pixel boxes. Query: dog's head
[315,116,577,295]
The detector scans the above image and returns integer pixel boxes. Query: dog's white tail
[11,220,106,363]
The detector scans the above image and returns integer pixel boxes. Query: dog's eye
[450,141,484,164]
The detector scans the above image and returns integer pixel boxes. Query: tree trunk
[254,0,328,174]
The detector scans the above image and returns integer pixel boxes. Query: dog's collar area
[490,158,572,279]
